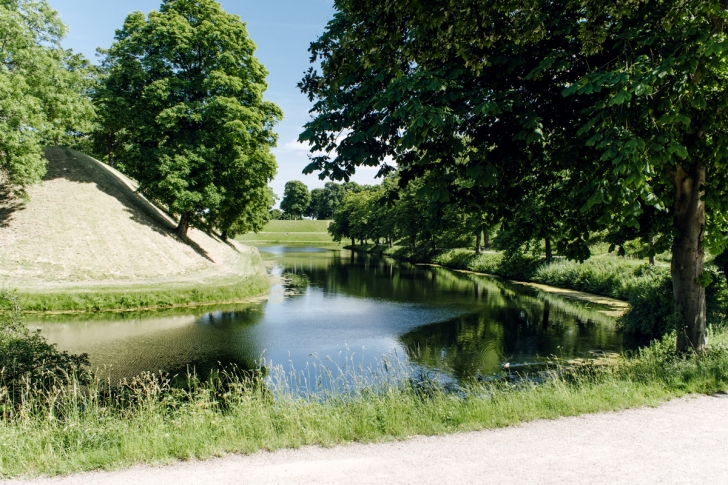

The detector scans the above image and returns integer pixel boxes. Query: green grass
[433,249,669,301]
[2,329,728,478]
[236,220,335,243]
[236,233,336,243]
[4,275,271,314]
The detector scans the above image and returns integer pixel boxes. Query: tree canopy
[280,180,311,220]
[304,181,362,220]
[0,0,94,190]
[95,0,281,238]
[300,0,728,351]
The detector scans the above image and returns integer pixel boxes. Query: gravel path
[10,394,728,485]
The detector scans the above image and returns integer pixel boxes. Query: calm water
[31,246,631,383]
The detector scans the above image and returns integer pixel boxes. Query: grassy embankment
[236,220,335,244]
[349,245,728,337]
[9,276,271,314]
[2,328,728,478]
[0,147,270,314]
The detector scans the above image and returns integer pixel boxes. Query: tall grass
[2,329,728,478]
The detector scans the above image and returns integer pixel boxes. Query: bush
[0,293,89,404]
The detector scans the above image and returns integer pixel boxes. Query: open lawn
[236,220,336,244]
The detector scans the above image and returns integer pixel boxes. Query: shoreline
[3,274,271,315]
[349,245,631,315]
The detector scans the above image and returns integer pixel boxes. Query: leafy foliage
[94,0,281,237]
[300,0,728,350]
[0,0,94,190]
[304,181,361,220]
[0,293,89,403]
[280,180,311,220]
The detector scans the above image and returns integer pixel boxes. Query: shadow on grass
[43,147,215,263]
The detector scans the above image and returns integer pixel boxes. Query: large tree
[0,0,94,190]
[280,180,311,220]
[96,0,281,238]
[300,0,728,351]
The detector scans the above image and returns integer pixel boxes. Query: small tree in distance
[280,181,311,220]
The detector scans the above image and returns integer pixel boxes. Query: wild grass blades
[2,330,728,477]
[260,348,416,402]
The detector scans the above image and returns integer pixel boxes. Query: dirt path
[10,394,728,485]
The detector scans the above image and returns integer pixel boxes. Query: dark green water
[31,246,632,382]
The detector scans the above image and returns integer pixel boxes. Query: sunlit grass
[236,220,335,243]
[3,275,271,314]
[2,328,728,478]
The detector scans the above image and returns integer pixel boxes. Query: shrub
[0,293,89,405]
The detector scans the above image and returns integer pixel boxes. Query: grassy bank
[2,329,728,478]
[236,220,335,244]
[349,245,728,338]
[4,274,270,314]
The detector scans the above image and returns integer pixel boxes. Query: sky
[49,0,382,201]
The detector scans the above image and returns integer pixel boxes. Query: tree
[328,192,357,245]
[300,0,728,352]
[305,181,362,219]
[280,180,311,220]
[95,0,281,238]
[305,188,326,219]
[0,0,94,190]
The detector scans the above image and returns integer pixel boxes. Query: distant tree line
[273,180,365,221]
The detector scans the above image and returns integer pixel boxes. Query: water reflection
[31,246,631,383]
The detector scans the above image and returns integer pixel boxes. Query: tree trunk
[176,211,191,239]
[648,236,656,266]
[483,228,490,249]
[672,164,707,352]
[221,230,229,241]
[351,238,355,247]
[545,238,553,262]
[107,134,115,168]
[389,235,393,248]
[475,232,481,254]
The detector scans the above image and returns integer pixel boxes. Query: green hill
[0,147,269,312]
[236,219,335,244]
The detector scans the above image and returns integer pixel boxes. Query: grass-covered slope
[0,147,268,312]
[236,219,335,244]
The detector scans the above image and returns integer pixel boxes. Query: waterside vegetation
[3,275,270,314]
[347,244,728,340]
[2,293,728,478]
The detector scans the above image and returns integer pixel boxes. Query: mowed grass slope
[0,147,269,312]
[236,220,335,243]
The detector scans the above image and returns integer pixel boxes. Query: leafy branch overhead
[299,0,728,352]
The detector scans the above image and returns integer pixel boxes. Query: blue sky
[50,0,381,200]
